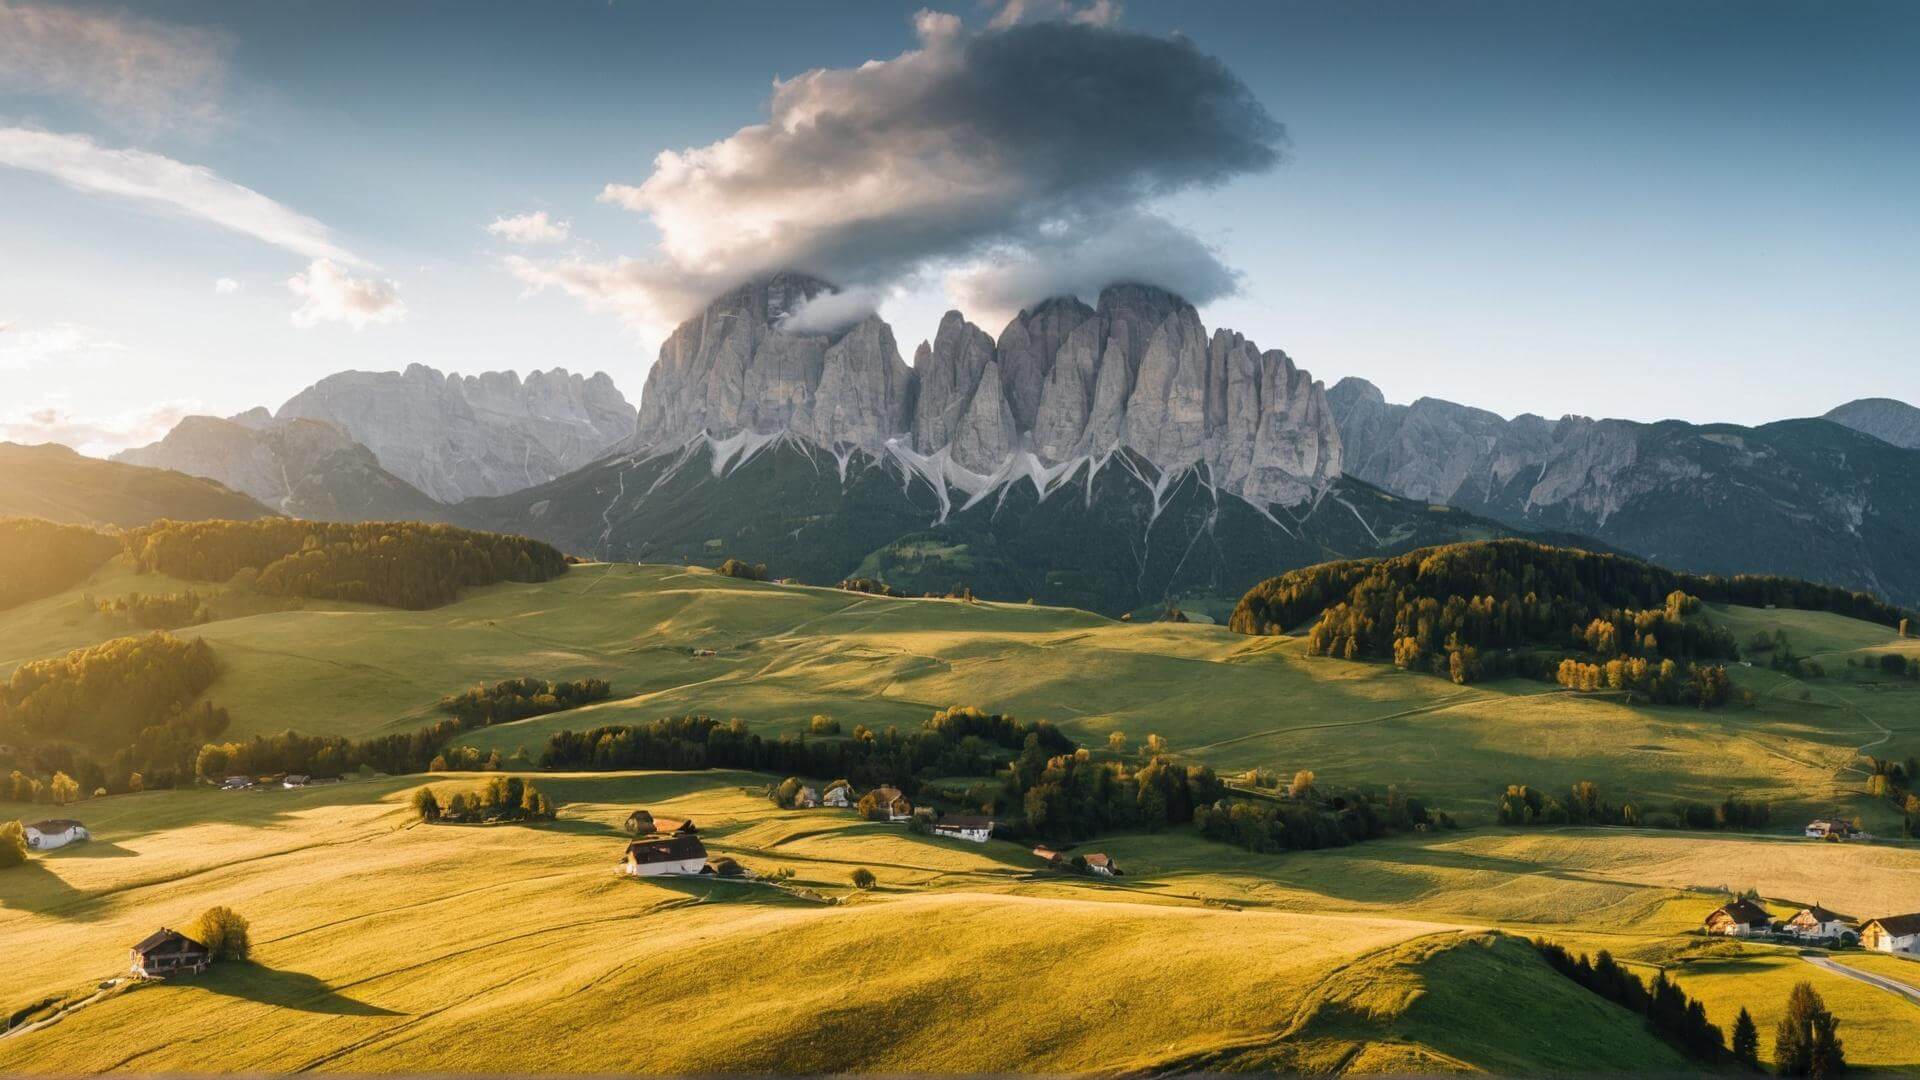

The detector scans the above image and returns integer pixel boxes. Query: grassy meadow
[4,557,1920,1071]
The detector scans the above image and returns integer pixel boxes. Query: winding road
[1802,955,1920,1007]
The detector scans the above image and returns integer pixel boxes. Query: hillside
[2,557,1912,829]
[4,771,1918,1072]
[1827,397,1920,450]
[0,443,274,527]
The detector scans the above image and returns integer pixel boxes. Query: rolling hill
[0,443,274,527]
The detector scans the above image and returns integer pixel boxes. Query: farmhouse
[1083,853,1120,877]
[930,816,994,842]
[221,776,254,791]
[794,786,820,808]
[1861,913,1920,955]
[867,786,912,821]
[823,783,853,808]
[620,834,709,877]
[1787,905,1852,939]
[282,775,310,788]
[1804,819,1859,841]
[130,928,211,978]
[23,819,88,851]
[1704,899,1772,936]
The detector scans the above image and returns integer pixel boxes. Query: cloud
[780,284,892,335]
[487,210,570,245]
[0,127,362,264]
[947,209,1238,325]
[985,0,1122,30]
[0,398,202,456]
[0,0,228,134]
[287,258,406,329]
[0,320,126,372]
[213,277,242,295]
[518,10,1282,335]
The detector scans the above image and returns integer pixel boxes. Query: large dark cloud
[510,7,1284,332]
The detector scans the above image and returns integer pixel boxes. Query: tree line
[410,775,556,824]
[123,519,568,610]
[0,518,121,613]
[1194,783,1452,853]
[1864,756,1920,837]
[93,590,214,630]
[439,677,611,726]
[1498,781,1772,832]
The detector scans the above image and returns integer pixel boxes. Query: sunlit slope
[7,773,1920,1072]
[3,561,1913,821]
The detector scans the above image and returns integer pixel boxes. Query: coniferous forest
[0,518,122,612]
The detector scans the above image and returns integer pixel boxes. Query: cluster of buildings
[1804,818,1864,841]
[1705,899,1920,954]
[619,814,710,877]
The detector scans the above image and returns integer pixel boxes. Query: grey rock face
[116,414,440,520]
[629,273,1345,508]
[279,364,635,503]
[1826,397,1920,450]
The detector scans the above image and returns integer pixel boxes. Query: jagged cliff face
[1328,378,1920,606]
[279,364,636,502]
[116,414,443,521]
[629,275,1343,509]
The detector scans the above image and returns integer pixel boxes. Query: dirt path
[1802,955,1920,1007]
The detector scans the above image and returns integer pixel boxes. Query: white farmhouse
[1861,914,1920,954]
[930,816,994,843]
[823,783,853,808]
[23,819,88,851]
[1787,905,1852,940]
[619,834,709,877]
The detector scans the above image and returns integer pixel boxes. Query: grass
[5,775,1919,1072]
[4,558,1919,1071]
[7,559,1906,823]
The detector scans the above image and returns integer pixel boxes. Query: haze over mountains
[65,270,1920,613]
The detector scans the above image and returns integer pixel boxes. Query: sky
[1,0,1915,456]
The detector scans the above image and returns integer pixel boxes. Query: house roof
[933,816,994,831]
[1083,853,1114,868]
[869,786,906,803]
[649,817,696,835]
[133,928,209,956]
[1866,913,1920,937]
[25,819,83,832]
[625,835,708,864]
[625,809,655,822]
[1794,905,1847,924]
[1710,900,1772,926]
[1032,845,1063,860]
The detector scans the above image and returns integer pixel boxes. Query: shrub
[850,868,876,890]
[0,821,26,869]
[194,906,251,961]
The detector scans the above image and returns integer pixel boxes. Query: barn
[23,819,88,851]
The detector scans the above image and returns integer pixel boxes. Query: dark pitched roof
[933,816,994,831]
[1710,900,1771,926]
[1794,905,1847,923]
[1867,913,1920,936]
[625,835,708,864]
[26,819,83,831]
[133,928,209,956]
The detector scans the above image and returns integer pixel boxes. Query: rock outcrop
[628,273,1344,508]
[1826,397,1920,450]
[278,364,636,502]
[116,414,441,521]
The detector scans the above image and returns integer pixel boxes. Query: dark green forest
[122,519,569,609]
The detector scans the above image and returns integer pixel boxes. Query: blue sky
[1,0,1915,454]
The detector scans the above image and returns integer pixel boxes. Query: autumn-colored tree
[0,821,26,869]
[194,906,251,961]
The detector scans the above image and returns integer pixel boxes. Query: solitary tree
[1774,981,1845,1077]
[1900,617,1911,640]
[1731,1006,1760,1071]
[49,771,79,805]
[850,868,876,890]
[0,821,26,869]
[194,906,251,961]
[410,786,441,822]
[1107,731,1128,755]
[1289,770,1317,800]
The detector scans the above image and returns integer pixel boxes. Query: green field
[4,558,1919,1072]
[4,773,1918,1072]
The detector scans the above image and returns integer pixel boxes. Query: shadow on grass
[44,839,138,859]
[0,859,95,920]
[187,961,403,1016]
[631,873,830,908]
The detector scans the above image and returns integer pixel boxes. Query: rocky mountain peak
[1826,397,1920,450]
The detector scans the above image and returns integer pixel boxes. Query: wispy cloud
[0,320,126,372]
[213,277,242,295]
[0,0,229,135]
[0,398,203,457]
[0,127,362,265]
[487,210,570,245]
[288,258,405,329]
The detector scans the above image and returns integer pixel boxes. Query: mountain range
[58,271,1920,614]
